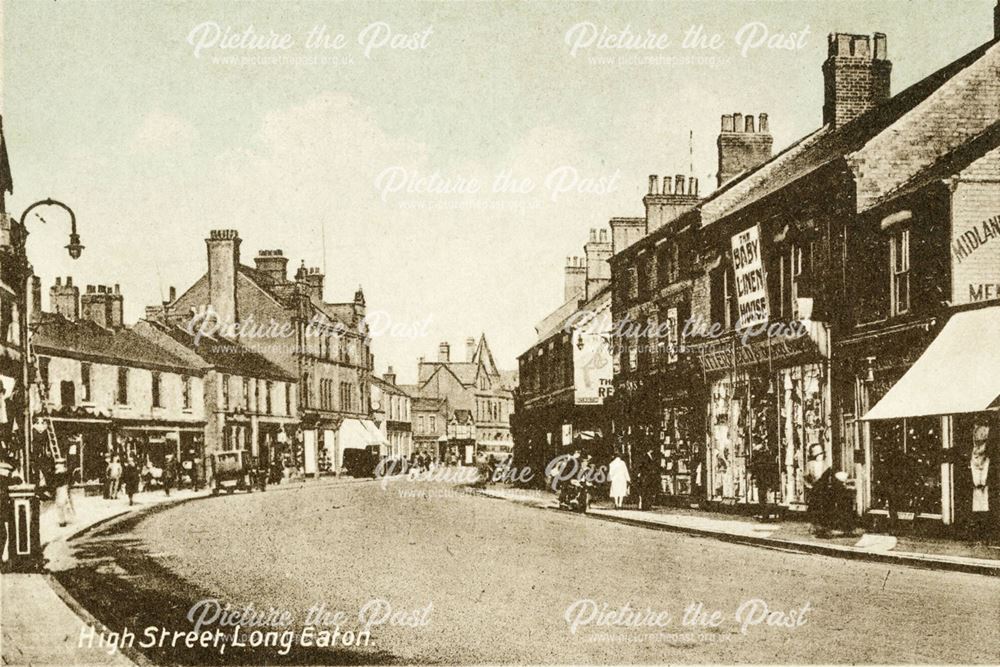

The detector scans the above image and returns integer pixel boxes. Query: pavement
[473,485,1000,577]
[1,474,380,667]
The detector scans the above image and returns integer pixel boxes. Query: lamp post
[6,198,82,571]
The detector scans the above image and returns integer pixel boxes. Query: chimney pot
[648,175,658,194]
[691,177,699,196]
[662,176,672,195]
[721,114,734,132]
[745,115,755,133]
[759,113,769,133]
[733,113,743,133]
[55,277,62,286]
[675,175,685,194]
[589,228,597,242]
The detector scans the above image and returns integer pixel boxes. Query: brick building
[159,230,381,476]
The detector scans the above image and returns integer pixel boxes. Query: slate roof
[144,320,295,382]
[32,314,204,375]
[372,374,410,397]
[701,38,1000,226]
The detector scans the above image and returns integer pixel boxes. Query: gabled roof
[418,361,476,386]
[32,314,204,375]
[451,409,473,423]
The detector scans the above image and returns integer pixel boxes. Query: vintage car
[210,450,265,494]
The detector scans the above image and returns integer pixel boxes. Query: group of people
[102,453,181,505]
[607,448,661,511]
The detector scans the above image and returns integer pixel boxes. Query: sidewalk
[2,474,381,666]
[475,485,1000,577]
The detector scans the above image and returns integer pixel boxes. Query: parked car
[210,450,264,494]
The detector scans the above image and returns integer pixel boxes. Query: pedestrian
[107,456,123,499]
[750,444,779,521]
[101,454,112,499]
[162,454,179,497]
[638,446,659,511]
[0,454,14,569]
[608,451,630,509]
[53,459,74,527]
[122,456,140,506]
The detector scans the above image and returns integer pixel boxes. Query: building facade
[371,367,413,460]
[160,230,381,476]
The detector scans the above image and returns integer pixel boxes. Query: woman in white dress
[608,453,631,509]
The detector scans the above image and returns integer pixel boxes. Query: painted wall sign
[730,225,770,327]
[951,180,1000,305]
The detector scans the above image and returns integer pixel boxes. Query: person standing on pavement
[122,457,140,506]
[608,452,630,509]
[638,446,659,511]
[162,453,179,497]
[107,456,123,499]
[52,459,73,527]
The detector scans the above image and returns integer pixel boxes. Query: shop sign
[573,330,614,405]
[730,225,769,328]
[950,183,1000,305]
[693,331,816,375]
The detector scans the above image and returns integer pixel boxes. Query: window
[418,415,425,433]
[429,415,436,433]
[116,367,129,405]
[182,376,192,410]
[890,228,910,316]
[285,382,292,415]
[151,372,162,408]
[37,356,50,392]
[222,374,231,410]
[81,363,92,402]
[60,380,75,408]
[265,381,273,415]
[243,378,251,410]
[627,267,639,301]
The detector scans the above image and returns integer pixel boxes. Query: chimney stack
[438,341,451,363]
[304,267,324,302]
[30,276,41,322]
[564,256,586,302]
[584,227,613,300]
[384,366,396,386]
[50,275,80,321]
[822,32,891,128]
[81,284,116,328]
[717,112,773,187]
[168,286,177,303]
[110,284,123,328]
[206,229,241,330]
[466,337,476,362]
[254,249,289,285]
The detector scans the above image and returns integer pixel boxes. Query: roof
[418,361,476,385]
[535,285,611,342]
[451,409,473,422]
[143,320,295,382]
[499,370,519,390]
[32,314,205,375]
[372,374,410,397]
[412,396,446,411]
[701,38,999,227]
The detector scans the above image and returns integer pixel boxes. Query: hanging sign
[731,225,769,328]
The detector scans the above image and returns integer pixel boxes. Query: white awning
[863,307,1000,420]
[338,418,388,450]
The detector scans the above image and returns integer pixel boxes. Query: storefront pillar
[941,415,954,526]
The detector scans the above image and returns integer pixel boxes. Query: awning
[863,307,1000,420]
[338,418,388,450]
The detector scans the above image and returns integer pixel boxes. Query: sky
[0,0,995,384]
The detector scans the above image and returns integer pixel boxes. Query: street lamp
[6,198,81,572]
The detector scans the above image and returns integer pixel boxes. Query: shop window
[151,372,162,408]
[81,363,92,402]
[116,367,129,405]
[890,228,910,316]
[871,416,941,516]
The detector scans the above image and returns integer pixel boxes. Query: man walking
[107,456,123,499]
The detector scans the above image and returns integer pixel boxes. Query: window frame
[890,227,911,316]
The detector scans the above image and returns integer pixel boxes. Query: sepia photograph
[0,0,998,664]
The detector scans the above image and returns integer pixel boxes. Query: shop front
[692,323,831,510]
[861,306,1000,539]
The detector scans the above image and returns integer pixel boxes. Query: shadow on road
[53,502,400,666]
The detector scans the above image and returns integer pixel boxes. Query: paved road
[57,479,1000,664]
